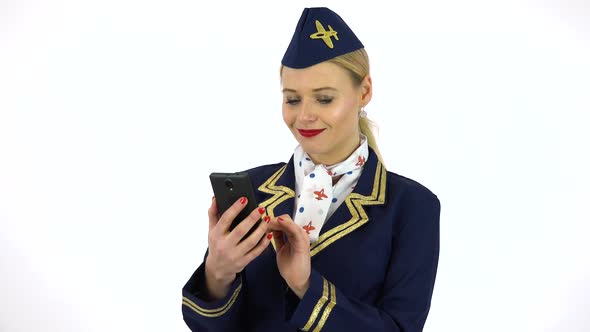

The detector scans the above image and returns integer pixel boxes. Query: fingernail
[258,207,265,214]
[267,233,273,240]
[277,217,283,222]
[239,197,247,204]
[264,216,270,223]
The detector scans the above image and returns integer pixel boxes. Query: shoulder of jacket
[240,162,288,186]
[385,170,439,204]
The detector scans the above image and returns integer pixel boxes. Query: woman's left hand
[268,214,311,298]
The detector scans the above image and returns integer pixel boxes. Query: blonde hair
[280,48,384,164]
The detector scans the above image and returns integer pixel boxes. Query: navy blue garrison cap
[281,7,364,69]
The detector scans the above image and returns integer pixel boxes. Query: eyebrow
[282,87,338,93]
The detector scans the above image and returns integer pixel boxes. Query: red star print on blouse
[313,188,328,200]
[303,221,316,234]
[355,155,366,166]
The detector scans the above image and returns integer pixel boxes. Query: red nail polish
[267,233,273,240]
[239,197,247,204]
[258,207,265,214]
[277,217,283,222]
[264,216,270,223]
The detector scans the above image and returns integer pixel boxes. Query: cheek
[329,100,357,126]
[282,107,293,126]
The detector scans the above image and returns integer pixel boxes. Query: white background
[1,0,589,331]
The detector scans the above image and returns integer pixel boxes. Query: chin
[292,130,330,153]
[298,141,329,156]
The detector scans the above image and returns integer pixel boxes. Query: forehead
[281,62,351,92]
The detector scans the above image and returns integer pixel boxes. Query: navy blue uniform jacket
[182,147,440,331]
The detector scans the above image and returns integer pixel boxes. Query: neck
[332,174,344,185]
[308,135,363,166]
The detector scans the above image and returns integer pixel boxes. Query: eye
[285,98,300,105]
[317,97,333,104]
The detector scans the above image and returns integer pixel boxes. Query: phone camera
[225,179,234,191]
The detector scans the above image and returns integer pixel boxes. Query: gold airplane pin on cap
[281,7,364,69]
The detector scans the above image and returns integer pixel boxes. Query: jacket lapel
[257,155,296,219]
[310,147,387,257]
[256,148,387,258]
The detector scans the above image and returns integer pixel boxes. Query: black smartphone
[209,172,260,238]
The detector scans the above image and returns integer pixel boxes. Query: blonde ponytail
[359,116,384,165]
[326,48,384,165]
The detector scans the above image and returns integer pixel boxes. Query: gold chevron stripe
[302,278,330,331]
[257,161,387,257]
[310,161,387,256]
[312,282,337,332]
[258,164,295,251]
[182,283,242,317]
[258,164,295,218]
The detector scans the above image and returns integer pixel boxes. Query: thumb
[208,196,219,232]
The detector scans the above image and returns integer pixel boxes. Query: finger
[235,209,270,253]
[208,196,219,232]
[267,215,296,233]
[272,230,286,252]
[216,196,250,234]
[228,205,266,245]
[270,214,309,249]
[241,231,273,266]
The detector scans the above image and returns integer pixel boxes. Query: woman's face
[281,62,371,165]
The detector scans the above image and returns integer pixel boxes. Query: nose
[298,100,317,122]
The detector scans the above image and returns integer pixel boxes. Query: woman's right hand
[204,196,272,300]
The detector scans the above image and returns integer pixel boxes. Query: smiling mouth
[297,129,325,137]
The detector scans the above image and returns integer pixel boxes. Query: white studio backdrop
[1,0,589,331]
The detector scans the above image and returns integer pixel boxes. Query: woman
[182,7,440,332]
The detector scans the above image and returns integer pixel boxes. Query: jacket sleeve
[181,252,247,331]
[287,194,441,332]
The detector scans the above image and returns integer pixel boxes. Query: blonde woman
[182,7,440,332]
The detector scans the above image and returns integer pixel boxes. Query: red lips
[298,129,325,137]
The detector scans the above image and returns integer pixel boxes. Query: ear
[359,74,372,107]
